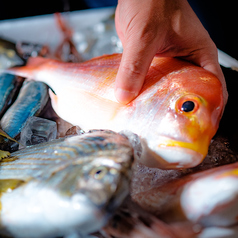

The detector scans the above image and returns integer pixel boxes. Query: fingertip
[114,39,157,104]
[115,87,138,104]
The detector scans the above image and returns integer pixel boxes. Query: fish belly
[51,87,128,132]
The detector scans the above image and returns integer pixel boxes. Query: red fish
[132,162,238,228]
[6,54,223,169]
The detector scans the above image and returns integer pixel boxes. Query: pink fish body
[132,162,238,228]
[181,162,238,227]
[6,54,223,169]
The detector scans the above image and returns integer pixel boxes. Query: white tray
[0,7,115,51]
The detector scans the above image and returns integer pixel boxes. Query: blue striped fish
[0,37,25,158]
[0,73,24,119]
[0,80,49,153]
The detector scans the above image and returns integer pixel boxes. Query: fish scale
[0,130,132,181]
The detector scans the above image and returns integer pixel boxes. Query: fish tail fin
[5,56,50,79]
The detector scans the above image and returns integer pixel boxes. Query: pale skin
[114,0,228,106]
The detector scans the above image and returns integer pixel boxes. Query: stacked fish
[0,36,135,238]
[0,26,237,238]
[0,38,51,157]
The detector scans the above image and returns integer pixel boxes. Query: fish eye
[90,166,108,180]
[176,95,200,114]
[181,101,195,112]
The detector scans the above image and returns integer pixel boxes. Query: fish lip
[154,146,204,168]
[140,138,204,169]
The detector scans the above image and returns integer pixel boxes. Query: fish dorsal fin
[26,56,50,67]
[5,56,51,79]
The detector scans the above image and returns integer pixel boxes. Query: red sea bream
[6,54,224,169]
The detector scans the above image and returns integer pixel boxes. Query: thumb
[115,40,157,104]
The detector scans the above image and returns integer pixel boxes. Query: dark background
[0,1,236,57]
[0,0,117,20]
[0,0,235,57]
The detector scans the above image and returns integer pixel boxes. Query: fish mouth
[140,137,208,169]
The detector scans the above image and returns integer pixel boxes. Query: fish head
[77,154,132,209]
[139,58,224,169]
[67,130,134,210]
[54,130,133,213]
[54,153,133,234]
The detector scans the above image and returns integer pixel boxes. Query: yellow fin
[0,179,25,211]
[0,150,10,160]
[0,179,25,193]
[0,129,19,144]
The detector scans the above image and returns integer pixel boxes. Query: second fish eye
[181,101,195,112]
[90,166,108,179]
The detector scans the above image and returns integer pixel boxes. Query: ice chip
[19,116,57,149]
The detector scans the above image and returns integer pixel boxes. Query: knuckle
[121,61,143,79]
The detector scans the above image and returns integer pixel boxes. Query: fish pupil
[96,170,102,174]
[181,101,195,112]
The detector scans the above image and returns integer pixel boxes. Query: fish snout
[139,137,208,169]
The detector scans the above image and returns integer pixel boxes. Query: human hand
[114,0,228,105]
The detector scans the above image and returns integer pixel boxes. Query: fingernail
[115,88,137,104]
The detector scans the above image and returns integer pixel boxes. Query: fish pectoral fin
[26,56,50,67]
[0,150,10,160]
[49,89,59,112]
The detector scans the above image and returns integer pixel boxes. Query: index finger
[115,39,157,104]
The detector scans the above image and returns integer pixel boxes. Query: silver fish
[0,130,133,238]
